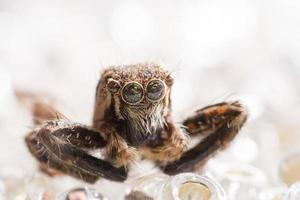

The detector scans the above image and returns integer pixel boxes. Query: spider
[23,63,247,183]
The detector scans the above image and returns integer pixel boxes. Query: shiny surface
[178,182,212,200]
[287,181,300,200]
[146,80,166,102]
[169,173,226,200]
[121,82,144,104]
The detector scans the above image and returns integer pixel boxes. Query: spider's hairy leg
[25,120,128,183]
[26,131,99,182]
[15,89,66,125]
[162,101,247,175]
[183,101,247,137]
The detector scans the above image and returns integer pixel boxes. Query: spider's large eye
[146,80,166,102]
[121,82,144,104]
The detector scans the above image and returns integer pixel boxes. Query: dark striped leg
[162,101,247,175]
[25,120,127,183]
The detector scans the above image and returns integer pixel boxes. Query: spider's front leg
[162,101,247,175]
[25,120,128,183]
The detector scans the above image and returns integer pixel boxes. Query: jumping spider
[24,63,247,183]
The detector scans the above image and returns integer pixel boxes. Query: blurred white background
[1,0,300,199]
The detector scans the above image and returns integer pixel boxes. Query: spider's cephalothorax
[93,64,173,147]
[23,63,247,184]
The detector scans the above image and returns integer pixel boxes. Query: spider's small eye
[122,82,144,104]
[107,79,121,94]
[146,80,166,102]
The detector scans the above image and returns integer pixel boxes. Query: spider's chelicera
[24,63,247,183]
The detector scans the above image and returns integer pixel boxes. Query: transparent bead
[127,172,169,199]
[286,181,300,200]
[158,173,227,200]
[57,187,107,200]
[279,150,300,186]
[218,164,267,200]
[258,186,287,200]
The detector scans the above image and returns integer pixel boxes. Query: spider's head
[100,63,173,145]
[103,63,173,112]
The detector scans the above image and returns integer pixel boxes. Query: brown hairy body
[20,63,247,183]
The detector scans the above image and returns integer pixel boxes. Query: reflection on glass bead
[219,164,267,200]
[87,188,107,200]
[287,181,300,200]
[57,187,107,200]
[159,173,227,200]
[127,172,168,199]
[258,186,287,200]
[125,190,154,200]
[220,164,266,185]
[279,150,300,186]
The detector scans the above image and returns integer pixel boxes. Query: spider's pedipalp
[161,101,247,175]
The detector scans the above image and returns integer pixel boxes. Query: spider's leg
[162,101,247,175]
[25,120,127,183]
[15,89,66,125]
[26,131,99,183]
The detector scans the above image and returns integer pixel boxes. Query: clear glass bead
[258,186,287,200]
[159,173,227,200]
[286,181,300,200]
[218,164,267,200]
[127,172,169,199]
[279,150,300,186]
[57,187,107,200]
